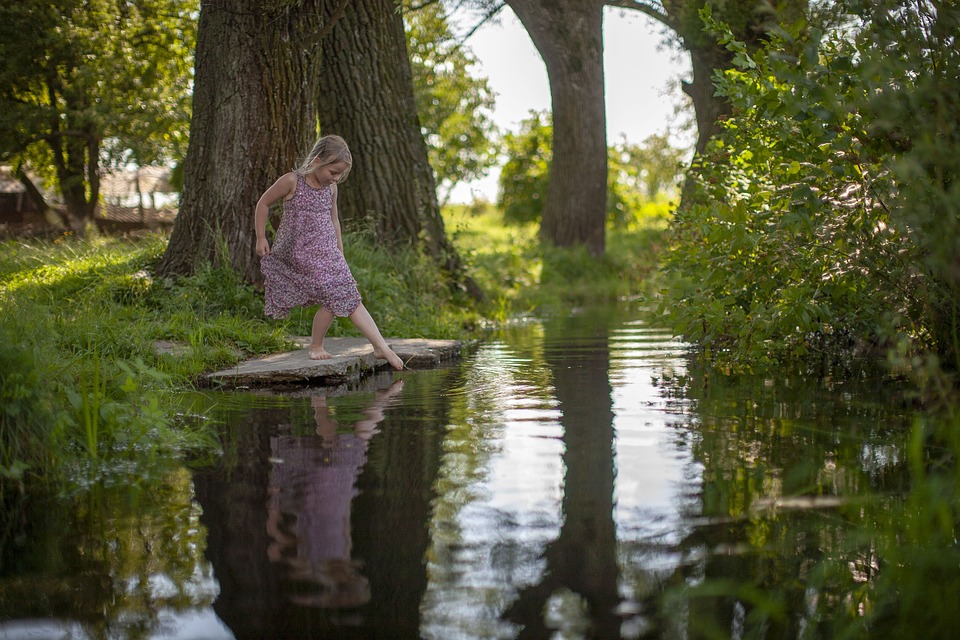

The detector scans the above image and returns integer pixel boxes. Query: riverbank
[0,203,669,495]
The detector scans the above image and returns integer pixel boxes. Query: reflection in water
[0,470,231,639]
[193,369,456,639]
[266,380,403,609]
[420,309,693,639]
[503,316,620,637]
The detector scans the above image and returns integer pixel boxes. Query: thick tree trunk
[156,0,332,282]
[317,0,481,297]
[507,0,608,256]
[318,0,434,246]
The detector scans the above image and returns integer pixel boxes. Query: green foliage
[848,0,960,372]
[497,112,553,225]
[660,2,960,372]
[404,1,499,204]
[0,336,59,492]
[0,0,197,214]
[0,233,263,492]
[498,112,686,227]
[612,132,687,201]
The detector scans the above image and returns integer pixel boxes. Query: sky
[448,5,693,203]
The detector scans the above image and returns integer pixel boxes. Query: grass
[445,198,671,320]
[0,201,672,497]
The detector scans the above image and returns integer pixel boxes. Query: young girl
[255,134,404,370]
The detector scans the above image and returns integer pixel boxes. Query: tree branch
[15,162,68,227]
[458,1,506,43]
[604,0,676,30]
[405,0,444,12]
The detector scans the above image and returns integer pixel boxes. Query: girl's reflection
[265,379,404,609]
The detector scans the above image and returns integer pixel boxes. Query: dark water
[0,305,922,639]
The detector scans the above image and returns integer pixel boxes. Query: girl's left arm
[331,184,344,254]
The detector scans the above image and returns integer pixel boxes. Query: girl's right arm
[255,172,298,257]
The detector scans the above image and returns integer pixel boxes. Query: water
[0,305,923,639]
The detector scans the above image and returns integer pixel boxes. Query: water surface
[0,305,921,638]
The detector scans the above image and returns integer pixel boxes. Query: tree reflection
[504,314,621,638]
[0,471,221,638]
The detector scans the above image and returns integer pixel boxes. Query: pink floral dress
[261,175,362,318]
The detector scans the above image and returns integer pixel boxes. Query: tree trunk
[48,81,99,229]
[317,0,482,297]
[156,0,333,282]
[507,0,608,256]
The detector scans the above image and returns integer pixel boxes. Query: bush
[661,3,958,373]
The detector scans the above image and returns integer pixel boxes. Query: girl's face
[311,161,349,186]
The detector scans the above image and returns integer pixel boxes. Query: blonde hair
[295,134,352,183]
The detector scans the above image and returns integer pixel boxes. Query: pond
[0,304,933,639]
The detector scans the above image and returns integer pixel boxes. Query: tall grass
[0,232,277,496]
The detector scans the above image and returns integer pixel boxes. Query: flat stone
[206,337,466,388]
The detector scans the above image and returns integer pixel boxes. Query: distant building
[97,166,178,231]
[1,165,179,235]
[0,166,47,228]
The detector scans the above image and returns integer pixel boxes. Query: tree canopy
[0,0,196,226]
[405,1,499,205]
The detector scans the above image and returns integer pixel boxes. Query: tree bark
[317,0,482,297]
[47,78,99,229]
[507,0,608,256]
[156,0,333,282]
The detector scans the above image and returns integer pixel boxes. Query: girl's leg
[309,307,336,360]
[348,303,404,370]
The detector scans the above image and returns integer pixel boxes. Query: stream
[0,304,925,639]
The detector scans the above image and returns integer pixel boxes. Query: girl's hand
[256,237,271,257]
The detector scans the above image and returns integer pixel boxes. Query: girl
[255,134,404,370]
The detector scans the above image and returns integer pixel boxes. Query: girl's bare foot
[373,346,404,370]
[309,346,333,360]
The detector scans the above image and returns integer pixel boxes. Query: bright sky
[449,5,693,203]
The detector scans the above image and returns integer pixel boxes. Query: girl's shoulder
[277,171,302,199]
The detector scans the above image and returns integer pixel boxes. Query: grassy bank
[0,203,670,496]
[445,199,670,319]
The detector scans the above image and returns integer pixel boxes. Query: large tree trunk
[507,0,608,256]
[318,0,481,297]
[156,0,335,282]
[318,0,435,246]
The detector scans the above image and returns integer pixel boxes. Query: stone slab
[206,337,466,388]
